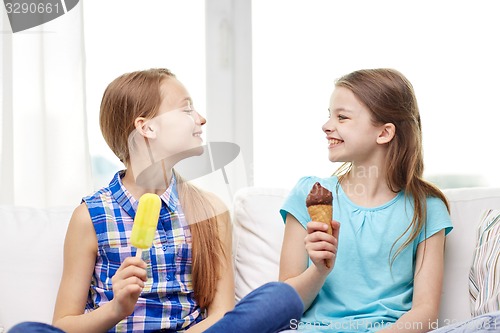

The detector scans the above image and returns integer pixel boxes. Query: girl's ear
[134,117,157,139]
[376,123,395,144]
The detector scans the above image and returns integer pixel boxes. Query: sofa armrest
[440,187,500,324]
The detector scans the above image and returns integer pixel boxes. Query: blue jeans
[8,282,303,333]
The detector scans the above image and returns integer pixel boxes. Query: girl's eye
[338,114,347,121]
[184,101,195,114]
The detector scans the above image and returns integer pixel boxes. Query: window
[83,0,205,189]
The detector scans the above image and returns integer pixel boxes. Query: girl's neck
[121,163,172,200]
[340,163,397,208]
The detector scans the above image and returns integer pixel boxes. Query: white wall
[252,0,500,189]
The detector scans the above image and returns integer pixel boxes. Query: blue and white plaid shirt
[83,171,202,332]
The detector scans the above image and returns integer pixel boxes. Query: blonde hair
[333,68,449,264]
[100,68,228,309]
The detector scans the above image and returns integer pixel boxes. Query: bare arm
[279,214,339,311]
[52,203,147,333]
[379,230,446,332]
[185,212,235,332]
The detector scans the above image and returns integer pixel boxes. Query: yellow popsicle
[131,193,161,257]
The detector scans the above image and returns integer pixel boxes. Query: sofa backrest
[232,186,500,326]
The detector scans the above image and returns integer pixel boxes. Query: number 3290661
[5,2,61,14]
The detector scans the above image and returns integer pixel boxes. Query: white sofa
[1,186,500,331]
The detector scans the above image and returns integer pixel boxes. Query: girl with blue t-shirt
[9,68,302,333]
[279,68,453,332]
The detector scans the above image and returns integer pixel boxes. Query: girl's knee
[255,282,289,298]
[8,322,65,333]
[258,282,304,314]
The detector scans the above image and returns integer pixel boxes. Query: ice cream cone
[307,204,333,235]
[306,182,334,268]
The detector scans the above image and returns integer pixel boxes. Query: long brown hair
[333,68,449,264]
[175,170,230,308]
[100,68,228,309]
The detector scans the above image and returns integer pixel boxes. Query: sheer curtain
[1,2,91,208]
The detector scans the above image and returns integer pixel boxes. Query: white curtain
[1,3,91,208]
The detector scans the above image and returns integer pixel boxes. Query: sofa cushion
[0,205,73,331]
[469,209,500,316]
[232,187,289,301]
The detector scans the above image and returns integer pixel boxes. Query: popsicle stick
[135,248,143,258]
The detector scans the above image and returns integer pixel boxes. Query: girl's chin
[328,153,340,162]
[177,144,204,158]
[189,144,204,156]
[328,154,349,164]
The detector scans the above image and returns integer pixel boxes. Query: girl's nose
[322,118,334,134]
[197,112,207,126]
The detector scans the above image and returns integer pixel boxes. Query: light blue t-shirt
[280,176,453,333]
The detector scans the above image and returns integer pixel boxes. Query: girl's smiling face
[322,87,389,165]
[147,77,206,161]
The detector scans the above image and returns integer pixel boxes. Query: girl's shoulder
[84,186,112,200]
[425,195,452,226]
[401,192,449,215]
[82,171,122,205]
[292,175,339,194]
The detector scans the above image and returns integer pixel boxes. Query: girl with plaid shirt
[9,68,302,333]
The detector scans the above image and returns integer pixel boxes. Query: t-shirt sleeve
[280,176,319,228]
[417,196,453,243]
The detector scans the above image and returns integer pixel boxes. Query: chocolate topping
[306,182,333,206]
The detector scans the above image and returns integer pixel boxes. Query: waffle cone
[307,204,333,235]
